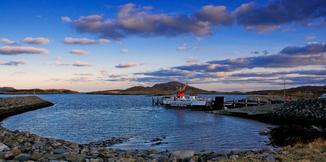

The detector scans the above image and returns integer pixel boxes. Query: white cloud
[176,43,189,51]
[0,38,15,44]
[23,37,50,44]
[61,16,71,22]
[73,61,92,67]
[0,46,48,55]
[0,60,25,66]
[185,57,199,64]
[70,49,88,55]
[64,37,110,45]
[115,62,143,68]
[64,37,96,44]
[98,38,110,44]
[120,48,129,53]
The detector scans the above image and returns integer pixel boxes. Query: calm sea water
[1,94,273,152]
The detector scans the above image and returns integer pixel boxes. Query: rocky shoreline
[0,125,281,161]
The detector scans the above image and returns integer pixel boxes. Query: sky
[0,0,325,92]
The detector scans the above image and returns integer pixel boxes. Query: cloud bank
[63,0,326,39]
[134,43,326,85]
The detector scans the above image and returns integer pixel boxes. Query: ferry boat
[161,84,209,109]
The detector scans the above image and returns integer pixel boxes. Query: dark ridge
[89,81,212,95]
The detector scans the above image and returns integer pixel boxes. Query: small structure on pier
[152,83,225,110]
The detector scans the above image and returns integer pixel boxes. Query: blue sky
[0,0,325,92]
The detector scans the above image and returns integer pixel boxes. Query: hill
[89,81,213,95]
[0,88,79,94]
[0,87,16,92]
[248,85,325,98]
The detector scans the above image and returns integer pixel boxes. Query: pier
[152,95,283,110]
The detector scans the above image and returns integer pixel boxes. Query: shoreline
[0,96,325,161]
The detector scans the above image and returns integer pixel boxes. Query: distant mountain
[89,81,213,95]
[0,87,16,92]
[0,88,79,94]
[248,85,325,98]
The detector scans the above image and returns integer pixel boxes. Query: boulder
[14,153,31,161]
[0,143,9,152]
[172,150,195,159]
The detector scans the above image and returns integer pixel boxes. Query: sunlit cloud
[120,48,129,53]
[176,43,189,51]
[0,60,25,66]
[61,16,72,22]
[64,1,326,39]
[115,62,143,68]
[133,43,326,85]
[22,37,50,44]
[70,49,88,55]
[98,38,110,44]
[0,46,48,55]
[64,37,96,44]
[0,38,15,44]
[72,61,92,67]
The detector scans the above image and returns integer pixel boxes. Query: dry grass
[277,138,326,162]
[219,138,326,162]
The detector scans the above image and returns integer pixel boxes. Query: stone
[14,153,32,161]
[266,154,276,162]
[11,147,21,156]
[4,151,14,160]
[173,150,195,160]
[53,148,67,154]
[43,153,64,160]
[90,158,104,162]
[0,143,9,152]
[63,152,85,161]
[31,152,43,160]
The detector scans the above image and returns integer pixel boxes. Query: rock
[53,148,67,154]
[14,153,31,161]
[0,143,9,152]
[4,151,14,160]
[31,152,43,160]
[63,152,85,161]
[266,154,276,162]
[173,150,195,159]
[90,158,104,162]
[43,153,64,160]
[11,147,21,156]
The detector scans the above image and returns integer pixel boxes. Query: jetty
[0,96,54,120]
[153,94,284,111]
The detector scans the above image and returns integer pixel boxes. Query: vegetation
[220,138,326,162]
[248,85,326,99]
